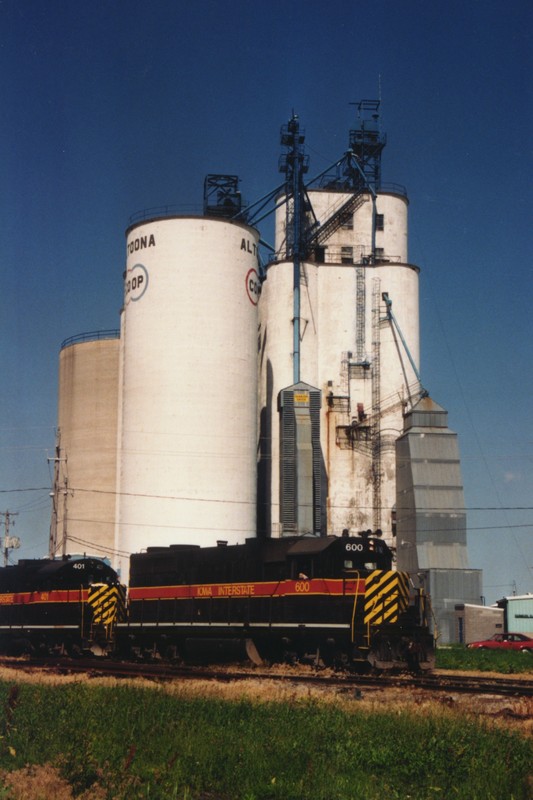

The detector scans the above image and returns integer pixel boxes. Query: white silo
[259,185,421,545]
[115,216,260,575]
[55,332,120,558]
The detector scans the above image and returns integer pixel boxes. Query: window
[375,213,384,231]
[340,214,353,229]
[341,246,353,264]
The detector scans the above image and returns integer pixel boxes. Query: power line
[63,514,530,536]
[0,488,51,493]
[1,486,532,514]
[66,534,130,559]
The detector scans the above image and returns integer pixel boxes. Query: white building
[258,186,421,545]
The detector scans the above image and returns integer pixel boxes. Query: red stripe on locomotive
[128,578,366,601]
[0,589,89,605]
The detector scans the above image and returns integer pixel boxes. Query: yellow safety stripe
[364,571,410,626]
[88,584,126,626]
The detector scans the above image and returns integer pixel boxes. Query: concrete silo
[53,332,120,559]
[258,107,423,546]
[115,216,260,576]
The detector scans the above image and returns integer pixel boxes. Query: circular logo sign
[125,263,149,304]
[246,268,261,306]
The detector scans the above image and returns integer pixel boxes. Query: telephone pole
[48,431,68,558]
[0,511,20,566]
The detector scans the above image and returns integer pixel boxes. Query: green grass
[436,644,533,674]
[0,681,531,800]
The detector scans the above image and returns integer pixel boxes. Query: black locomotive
[119,535,435,671]
[0,536,434,671]
[0,556,125,656]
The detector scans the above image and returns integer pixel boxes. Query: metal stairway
[305,190,368,251]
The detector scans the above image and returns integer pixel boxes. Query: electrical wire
[1,486,532,515]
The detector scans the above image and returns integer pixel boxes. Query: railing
[379,182,407,197]
[128,204,204,225]
[300,245,403,265]
[61,330,120,349]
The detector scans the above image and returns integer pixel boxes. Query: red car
[467,633,533,652]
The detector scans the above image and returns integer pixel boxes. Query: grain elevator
[258,104,421,546]
[51,102,481,629]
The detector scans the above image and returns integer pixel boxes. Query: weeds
[0,681,530,800]
[436,644,533,673]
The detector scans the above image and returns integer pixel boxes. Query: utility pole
[61,465,69,558]
[48,431,68,558]
[0,511,20,567]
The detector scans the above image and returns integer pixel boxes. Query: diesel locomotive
[0,556,125,656]
[0,535,435,671]
[119,534,435,672]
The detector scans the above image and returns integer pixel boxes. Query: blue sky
[1,0,531,604]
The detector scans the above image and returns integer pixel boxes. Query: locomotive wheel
[163,643,183,663]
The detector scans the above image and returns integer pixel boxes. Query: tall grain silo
[54,332,120,559]
[258,106,422,545]
[115,216,260,576]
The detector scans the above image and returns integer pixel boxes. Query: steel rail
[1,658,531,698]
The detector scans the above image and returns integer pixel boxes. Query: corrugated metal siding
[407,409,448,429]
[505,597,533,634]
[429,568,482,600]
[279,383,322,535]
[280,389,297,532]
[396,406,468,572]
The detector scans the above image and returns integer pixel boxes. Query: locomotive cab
[338,535,392,574]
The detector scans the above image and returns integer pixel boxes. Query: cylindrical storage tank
[257,258,318,537]
[291,190,409,265]
[374,193,409,263]
[115,216,260,575]
[261,187,419,543]
[317,261,420,540]
[56,332,120,558]
[373,262,420,404]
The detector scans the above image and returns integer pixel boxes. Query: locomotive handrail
[346,570,361,644]
[364,580,396,644]
[80,584,85,642]
[364,588,383,648]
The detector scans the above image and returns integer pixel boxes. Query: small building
[497,595,533,635]
[454,603,504,644]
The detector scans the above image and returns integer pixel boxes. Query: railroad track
[1,657,532,698]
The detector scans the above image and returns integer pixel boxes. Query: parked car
[467,633,533,652]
